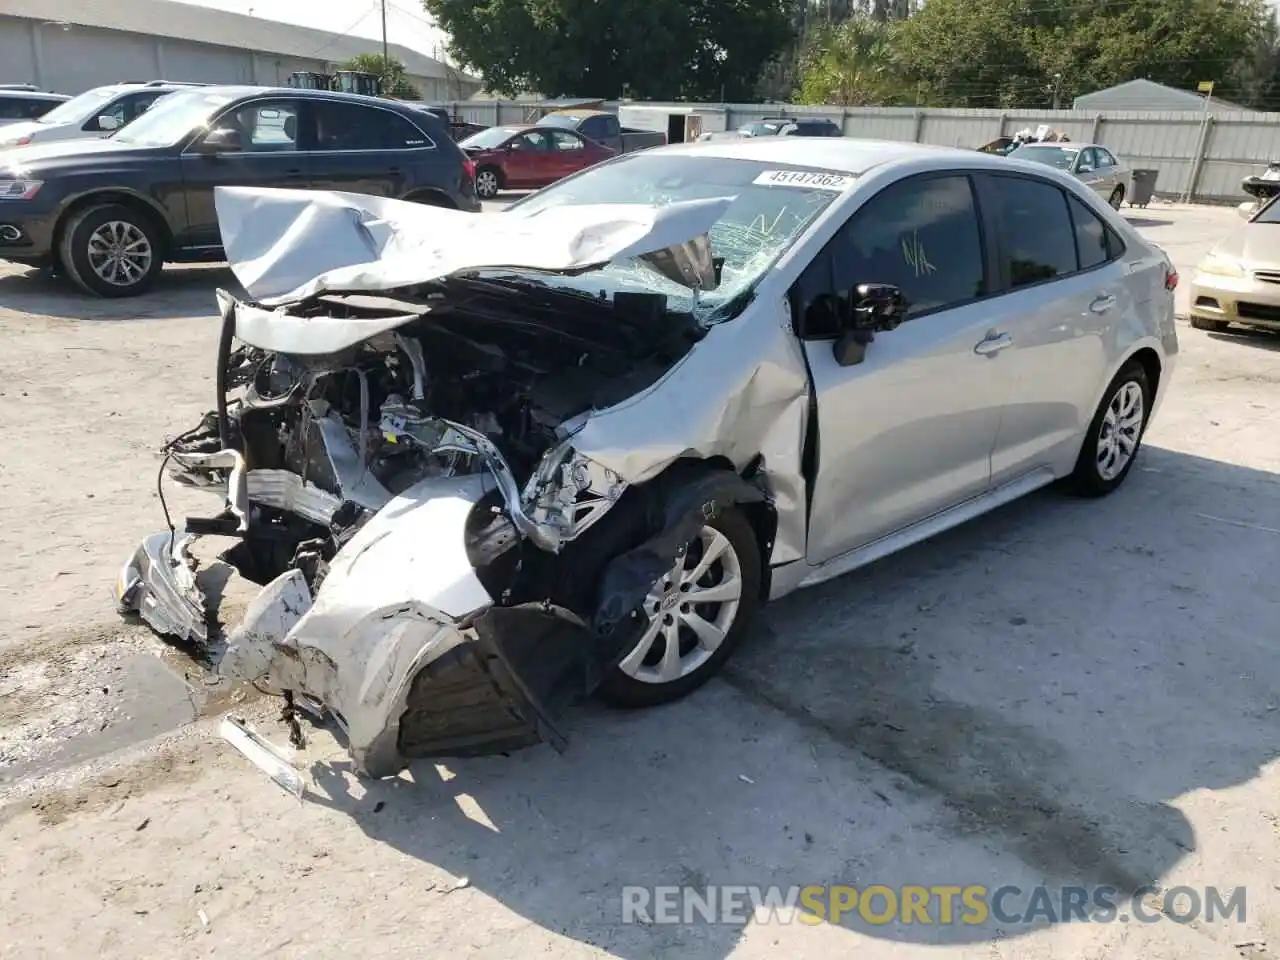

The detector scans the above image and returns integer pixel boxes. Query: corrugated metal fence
[449,99,1280,204]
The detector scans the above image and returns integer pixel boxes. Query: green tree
[423,0,793,101]
[796,14,909,106]
[341,53,422,99]
[892,0,1273,109]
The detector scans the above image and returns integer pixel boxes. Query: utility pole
[1051,72,1062,110]
[380,0,389,82]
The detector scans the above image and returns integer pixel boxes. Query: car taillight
[1165,265,1178,290]
[462,157,476,181]
[2,135,31,148]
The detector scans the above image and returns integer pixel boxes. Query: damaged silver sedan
[117,139,1179,777]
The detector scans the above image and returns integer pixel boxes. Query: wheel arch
[592,455,777,638]
[403,188,457,208]
[54,190,174,260]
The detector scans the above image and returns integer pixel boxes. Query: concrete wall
[0,17,452,101]
[454,98,1280,203]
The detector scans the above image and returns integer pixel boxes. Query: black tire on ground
[1109,186,1125,210]
[407,192,456,208]
[474,165,502,200]
[1069,360,1153,498]
[1190,315,1231,332]
[596,505,762,709]
[58,202,163,298]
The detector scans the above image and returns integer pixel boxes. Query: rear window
[0,96,60,120]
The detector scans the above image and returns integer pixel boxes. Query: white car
[0,82,198,149]
[117,138,1180,777]
[0,90,71,128]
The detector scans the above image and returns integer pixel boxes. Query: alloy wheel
[475,170,499,199]
[617,525,744,684]
[87,220,153,288]
[1096,380,1145,481]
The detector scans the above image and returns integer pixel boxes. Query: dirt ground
[1,200,1278,959]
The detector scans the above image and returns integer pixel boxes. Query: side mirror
[1238,201,1257,220]
[197,127,243,154]
[1077,163,1094,174]
[96,114,121,132]
[832,283,908,366]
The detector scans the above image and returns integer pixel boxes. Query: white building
[0,0,482,101]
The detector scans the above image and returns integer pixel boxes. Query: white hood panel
[214,186,731,306]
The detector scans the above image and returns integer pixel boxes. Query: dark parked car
[400,101,489,142]
[457,124,616,198]
[0,89,71,127]
[736,116,843,138]
[0,85,480,297]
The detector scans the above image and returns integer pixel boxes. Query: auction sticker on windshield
[753,170,855,191]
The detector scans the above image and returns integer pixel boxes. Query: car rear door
[543,129,593,180]
[177,97,308,249]
[974,172,1124,484]
[304,100,424,197]
[798,172,1006,562]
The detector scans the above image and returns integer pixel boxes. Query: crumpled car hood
[213,186,732,305]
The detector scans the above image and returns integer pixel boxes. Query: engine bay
[164,276,706,606]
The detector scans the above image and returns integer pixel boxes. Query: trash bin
[1130,169,1158,208]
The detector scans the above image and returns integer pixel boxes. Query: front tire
[474,166,502,200]
[596,506,762,708]
[1069,361,1152,497]
[1108,186,1125,210]
[59,203,163,298]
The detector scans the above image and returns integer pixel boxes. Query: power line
[302,3,380,59]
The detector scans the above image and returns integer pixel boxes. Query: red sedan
[457,124,617,199]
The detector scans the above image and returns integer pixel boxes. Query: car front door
[304,100,422,197]
[1094,147,1121,196]
[1074,147,1110,198]
[797,172,1006,563]
[177,98,307,250]
[503,130,555,188]
[974,172,1123,484]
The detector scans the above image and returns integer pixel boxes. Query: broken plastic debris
[219,715,304,799]
[738,774,755,784]
[198,909,210,929]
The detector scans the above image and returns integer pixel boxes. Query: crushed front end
[117,275,709,776]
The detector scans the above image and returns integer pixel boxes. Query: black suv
[0,85,481,297]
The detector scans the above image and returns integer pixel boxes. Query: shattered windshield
[500,153,847,322]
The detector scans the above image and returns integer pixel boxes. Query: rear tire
[1190,315,1230,332]
[596,506,762,709]
[406,192,456,208]
[1069,361,1152,497]
[58,202,163,298]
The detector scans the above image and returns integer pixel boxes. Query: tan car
[1189,198,1280,334]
